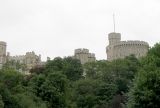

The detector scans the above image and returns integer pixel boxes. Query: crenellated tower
[108,32,121,45]
[0,41,7,68]
[106,32,149,61]
[74,48,96,64]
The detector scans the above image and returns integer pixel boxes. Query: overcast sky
[0,0,160,61]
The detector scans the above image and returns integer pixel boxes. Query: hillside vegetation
[0,43,160,108]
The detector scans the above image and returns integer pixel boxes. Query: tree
[63,57,83,81]
[44,57,83,81]
[0,68,46,108]
[29,72,68,108]
[73,79,117,108]
[13,93,47,108]
[0,95,4,108]
[30,65,45,75]
[82,56,139,107]
[83,62,100,79]
[127,70,160,108]
[127,43,160,108]
[3,60,27,72]
[28,74,46,97]
[0,68,23,89]
[95,82,117,107]
[73,79,98,108]
[40,72,68,108]
[45,57,64,73]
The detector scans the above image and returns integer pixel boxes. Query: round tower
[0,41,7,68]
[108,32,121,45]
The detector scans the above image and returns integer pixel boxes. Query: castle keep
[106,32,149,61]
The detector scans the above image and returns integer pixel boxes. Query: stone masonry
[0,41,7,69]
[7,51,41,71]
[74,48,96,64]
[106,32,149,61]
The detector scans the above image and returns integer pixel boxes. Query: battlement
[26,51,35,54]
[74,48,96,64]
[108,32,121,39]
[10,51,37,58]
[11,55,25,59]
[114,40,149,47]
[75,48,89,54]
[88,53,95,58]
[0,41,7,46]
[106,32,149,61]
[9,51,41,63]
[108,32,121,45]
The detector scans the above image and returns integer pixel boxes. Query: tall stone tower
[0,41,7,68]
[108,32,121,45]
[107,32,121,60]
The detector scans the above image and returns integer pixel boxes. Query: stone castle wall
[106,32,149,61]
[0,41,7,68]
[8,51,41,70]
[74,48,96,64]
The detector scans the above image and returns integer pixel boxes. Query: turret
[108,32,121,45]
[0,41,7,68]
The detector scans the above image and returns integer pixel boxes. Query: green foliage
[3,47,160,108]
[30,66,45,74]
[29,72,68,108]
[74,79,98,108]
[40,73,68,108]
[0,95,4,108]
[28,57,83,108]
[84,62,97,79]
[63,57,83,81]
[44,57,83,81]
[84,55,139,94]
[82,55,139,107]
[127,43,160,108]
[95,82,118,107]
[45,57,64,73]
[9,93,46,108]
[127,70,160,108]
[28,74,46,96]
[73,79,117,108]
[0,68,47,108]
[3,60,27,71]
[0,68,23,89]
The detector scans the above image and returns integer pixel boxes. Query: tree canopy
[1,44,160,108]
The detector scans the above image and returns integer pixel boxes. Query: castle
[0,41,42,74]
[0,40,96,73]
[106,32,149,61]
[7,51,42,71]
[0,32,149,72]
[73,48,96,64]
